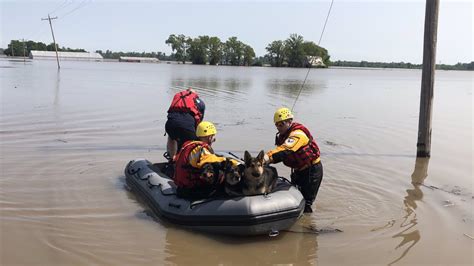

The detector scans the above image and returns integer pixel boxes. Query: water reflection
[171,79,220,90]
[169,78,251,105]
[170,78,251,93]
[163,225,318,265]
[265,79,326,97]
[223,78,251,92]
[54,69,61,106]
[388,157,429,265]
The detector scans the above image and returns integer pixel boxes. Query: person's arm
[188,146,226,168]
[266,130,309,164]
[196,98,205,119]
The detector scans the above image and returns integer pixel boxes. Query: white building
[29,50,103,61]
[307,56,326,67]
[119,56,159,63]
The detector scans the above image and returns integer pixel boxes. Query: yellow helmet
[196,121,217,137]
[274,107,294,123]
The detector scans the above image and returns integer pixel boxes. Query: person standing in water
[264,107,323,213]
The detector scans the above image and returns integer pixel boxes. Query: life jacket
[275,122,320,169]
[173,140,213,188]
[168,90,203,126]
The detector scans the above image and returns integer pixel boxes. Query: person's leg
[167,136,178,159]
[294,162,323,213]
[175,128,198,151]
[165,120,179,159]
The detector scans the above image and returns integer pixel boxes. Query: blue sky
[1,0,472,64]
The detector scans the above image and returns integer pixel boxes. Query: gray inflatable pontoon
[125,158,305,236]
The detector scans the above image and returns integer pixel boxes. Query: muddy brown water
[1,60,472,265]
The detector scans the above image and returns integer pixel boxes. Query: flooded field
[0,59,472,265]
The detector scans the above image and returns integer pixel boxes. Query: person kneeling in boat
[173,121,238,199]
[264,107,323,213]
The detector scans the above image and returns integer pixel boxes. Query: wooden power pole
[41,14,60,69]
[417,0,439,157]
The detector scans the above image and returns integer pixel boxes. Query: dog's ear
[257,150,265,163]
[244,150,251,166]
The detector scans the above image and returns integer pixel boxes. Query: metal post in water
[417,0,440,157]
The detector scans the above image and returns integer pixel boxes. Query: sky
[0,0,472,64]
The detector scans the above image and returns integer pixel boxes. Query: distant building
[29,50,103,61]
[119,56,159,63]
[306,56,326,67]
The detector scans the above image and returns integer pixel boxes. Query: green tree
[467,62,474,70]
[303,42,330,67]
[165,34,190,64]
[5,40,23,56]
[188,35,209,64]
[221,43,230,65]
[265,40,285,67]
[208,36,222,65]
[224,37,244,66]
[242,44,255,66]
[46,43,58,51]
[26,40,47,53]
[302,41,320,56]
[285,34,305,67]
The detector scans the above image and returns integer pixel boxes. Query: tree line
[94,50,174,61]
[3,39,472,71]
[6,34,331,68]
[165,34,256,66]
[331,60,474,71]
[3,40,85,56]
[164,33,330,68]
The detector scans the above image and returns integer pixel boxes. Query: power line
[57,0,91,19]
[291,0,335,112]
[49,0,72,15]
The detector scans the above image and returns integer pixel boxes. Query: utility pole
[22,38,26,63]
[417,0,439,157]
[41,14,60,69]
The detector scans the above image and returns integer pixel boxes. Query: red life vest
[168,90,203,126]
[173,140,213,188]
[275,122,321,169]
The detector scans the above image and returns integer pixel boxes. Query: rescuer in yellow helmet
[173,121,238,199]
[265,107,323,213]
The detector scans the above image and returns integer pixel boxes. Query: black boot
[304,204,313,213]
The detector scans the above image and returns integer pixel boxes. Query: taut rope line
[291,0,335,112]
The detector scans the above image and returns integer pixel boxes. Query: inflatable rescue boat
[125,157,305,236]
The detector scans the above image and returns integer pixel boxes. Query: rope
[291,0,335,112]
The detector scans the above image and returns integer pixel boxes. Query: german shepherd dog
[242,150,278,195]
[221,158,245,196]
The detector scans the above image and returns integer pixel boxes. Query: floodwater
[0,59,472,265]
